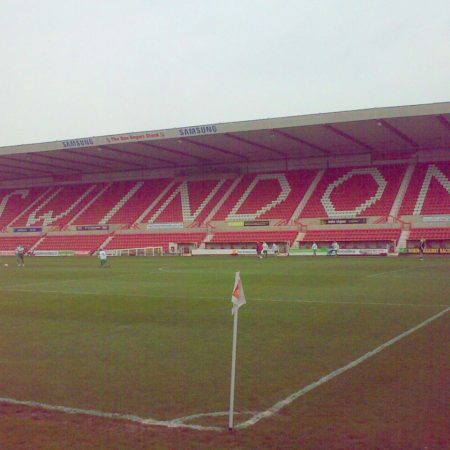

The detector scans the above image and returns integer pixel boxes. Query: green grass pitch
[0,255,448,449]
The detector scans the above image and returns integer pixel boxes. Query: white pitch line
[252,297,448,308]
[0,269,152,290]
[235,306,449,430]
[0,278,80,290]
[0,308,447,432]
[0,397,223,431]
[0,287,447,308]
[170,410,258,425]
[367,265,441,278]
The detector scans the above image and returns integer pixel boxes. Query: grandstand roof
[0,102,449,182]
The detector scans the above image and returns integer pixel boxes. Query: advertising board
[288,248,327,256]
[33,250,76,257]
[404,248,450,255]
[76,225,109,231]
[320,218,367,225]
[13,227,42,233]
[191,249,257,256]
[147,223,184,229]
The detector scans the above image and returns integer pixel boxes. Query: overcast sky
[1,0,449,147]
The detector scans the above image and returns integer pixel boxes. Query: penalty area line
[235,306,449,430]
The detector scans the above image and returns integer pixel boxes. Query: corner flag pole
[228,271,246,431]
[228,307,239,430]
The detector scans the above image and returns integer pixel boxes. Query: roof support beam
[323,124,374,151]
[436,114,450,132]
[138,141,210,163]
[60,150,127,170]
[378,119,419,148]
[271,129,330,155]
[183,137,249,162]
[0,160,56,175]
[224,133,288,157]
[68,148,148,170]
[71,162,187,178]
[2,154,83,173]
[100,145,176,167]
[38,152,108,171]
[0,167,30,177]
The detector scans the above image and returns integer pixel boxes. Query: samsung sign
[178,125,218,136]
[62,138,94,148]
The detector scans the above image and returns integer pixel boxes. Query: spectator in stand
[419,238,426,260]
[311,242,318,256]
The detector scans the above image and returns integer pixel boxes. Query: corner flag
[231,271,246,315]
[229,271,246,430]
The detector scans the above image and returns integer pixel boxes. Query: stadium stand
[408,227,450,241]
[300,165,407,218]
[0,187,49,230]
[71,181,136,225]
[136,178,237,226]
[0,103,448,254]
[0,235,41,252]
[211,170,318,222]
[0,164,447,224]
[209,230,298,245]
[136,181,183,224]
[0,161,448,254]
[106,233,206,252]
[301,229,401,243]
[399,162,450,216]
[34,234,108,253]
[72,179,175,226]
[183,178,235,225]
[10,184,104,228]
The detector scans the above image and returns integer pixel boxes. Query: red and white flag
[231,271,246,315]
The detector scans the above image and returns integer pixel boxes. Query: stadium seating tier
[0,162,448,249]
[0,235,41,251]
[408,227,450,240]
[106,233,206,252]
[300,165,407,218]
[10,184,104,228]
[399,162,450,216]
[0,187,49,229]
[302,229,401,242]
[34,234,108,252]
[209,231,298,244]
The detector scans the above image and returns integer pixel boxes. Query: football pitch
[0,255,448,449]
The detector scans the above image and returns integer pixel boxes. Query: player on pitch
[16,244,25,267]
[98,248,110,268]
